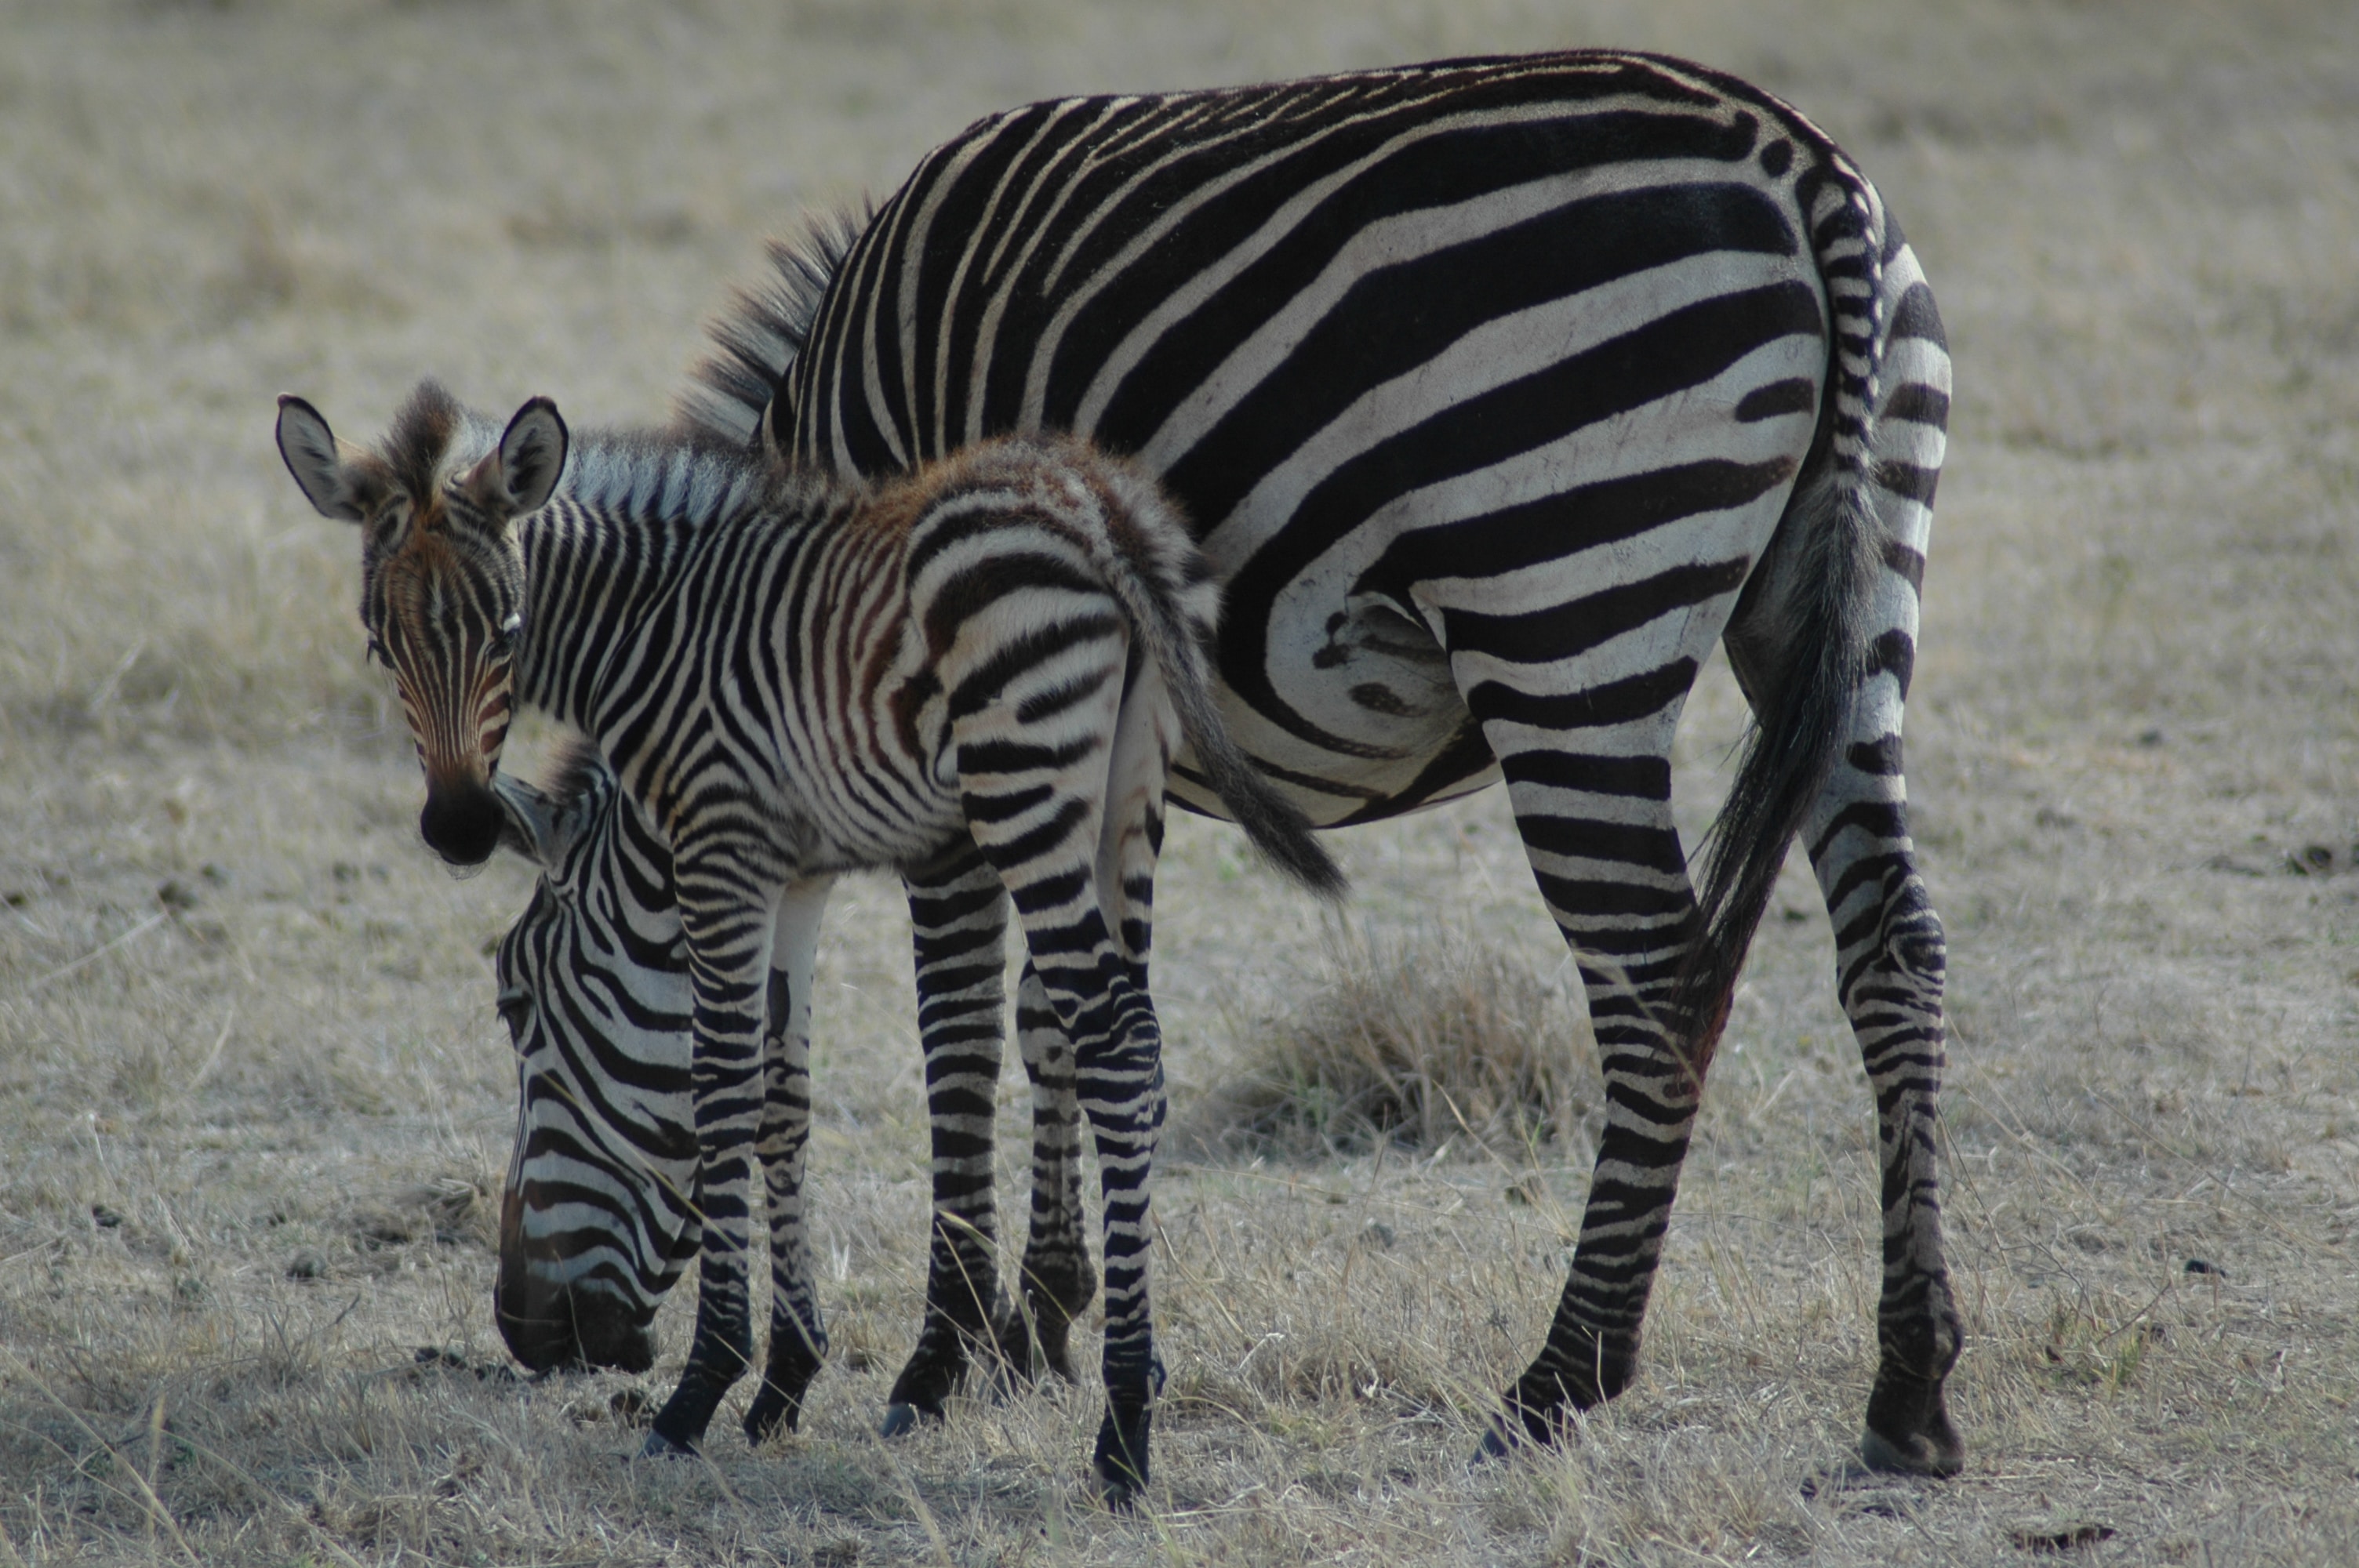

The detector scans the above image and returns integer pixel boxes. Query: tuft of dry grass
[1184,926,1598,1161]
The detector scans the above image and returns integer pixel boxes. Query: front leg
[645,841,789,1457]
[744,877,836,1446]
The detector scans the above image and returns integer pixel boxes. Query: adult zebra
[484,742,1100,1426]
[700,48,1962,1478]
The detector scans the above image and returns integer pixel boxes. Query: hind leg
[1476,700,1719,1446]
[881,845,1017,1435]
[957,655,1172,1504]
[1805,244,1961,1475]
[995,672,1166,1385]
[998,960,1095,1385]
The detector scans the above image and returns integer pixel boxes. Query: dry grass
[5,0,2359,1562]
[1181,925,1598,1161]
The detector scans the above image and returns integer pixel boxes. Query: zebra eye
[495,987,533,1041]
[365,636,392,668]
[489,612,523,657]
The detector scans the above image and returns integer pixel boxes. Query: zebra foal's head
[486,747,700,1373]
[276,381,565,867]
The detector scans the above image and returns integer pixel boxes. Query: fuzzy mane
[383,379,478,500]
[672,209,868,450]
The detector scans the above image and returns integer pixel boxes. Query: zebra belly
[1171,319,1826,829]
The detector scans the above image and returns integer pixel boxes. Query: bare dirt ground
[2,1,2355,1562]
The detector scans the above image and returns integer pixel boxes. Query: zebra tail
[1161,633,1349,902]
[1670,167,1888,1052]
[1085,469,1347,902]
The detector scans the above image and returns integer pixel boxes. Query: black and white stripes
[289,45,1964,1494]
[484,747,1096,1437]
[281,393,1341,1501]
[742,49,1961,1477]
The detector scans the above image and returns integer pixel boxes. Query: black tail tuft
[1669,470,1874,1046]
[1178,700,1349,902]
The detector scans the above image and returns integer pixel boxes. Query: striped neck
[506,428,783,732]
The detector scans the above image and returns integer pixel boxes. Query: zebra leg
[881,845,1015,1436]
[995,680,1157,1388]
[1473,699,1716,1450]
[644,846,792,1457]
[744,877,836,1445]
[958,699,1167,1504]
[1805,243,1962,1478]
[999,958,1095,1386]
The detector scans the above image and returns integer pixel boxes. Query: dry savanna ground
[3,1,2357,1563]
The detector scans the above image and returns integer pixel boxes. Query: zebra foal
[277,387,1343,1500]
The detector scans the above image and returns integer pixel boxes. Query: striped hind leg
[994,658,1164,1388]
[1001,959,1095,1385]
[1474,697,1717,1446]
[1805,241,1961,1475]
[881,845,1018,1433]
[957,658,1172,1504]
[743,877,838,1443]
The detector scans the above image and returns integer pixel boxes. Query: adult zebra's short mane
[674,209,867,449]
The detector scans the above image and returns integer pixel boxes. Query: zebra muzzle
[421,779,506,867]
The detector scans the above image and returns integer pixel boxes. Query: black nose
[421,784,503,866]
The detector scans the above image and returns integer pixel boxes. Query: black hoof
[1860,1424,1965,1479]
[638,1429,697,1460]
[1091,1397,1152,1508]
[743,1387,802,1447]
[878,1402,932,1439]
[1471,1419,1518,1465]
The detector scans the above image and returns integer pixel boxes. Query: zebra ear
[478,397,569,518]
[491,772,570,868]
[276,394,374,522]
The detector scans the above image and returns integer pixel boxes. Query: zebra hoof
[879,1402,938,1439]
[638,1430,697,1461]
[1859,1424,1965,1479]
[742,1388,802,1447]
[1470,1419,1518,1465]
[1090,1398,1151,1509]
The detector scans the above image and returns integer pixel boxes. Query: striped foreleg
[743,877,837,1445]
[1483,706,1710,1447]
[881,845,1016,1435]
[644,837,795,1457]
